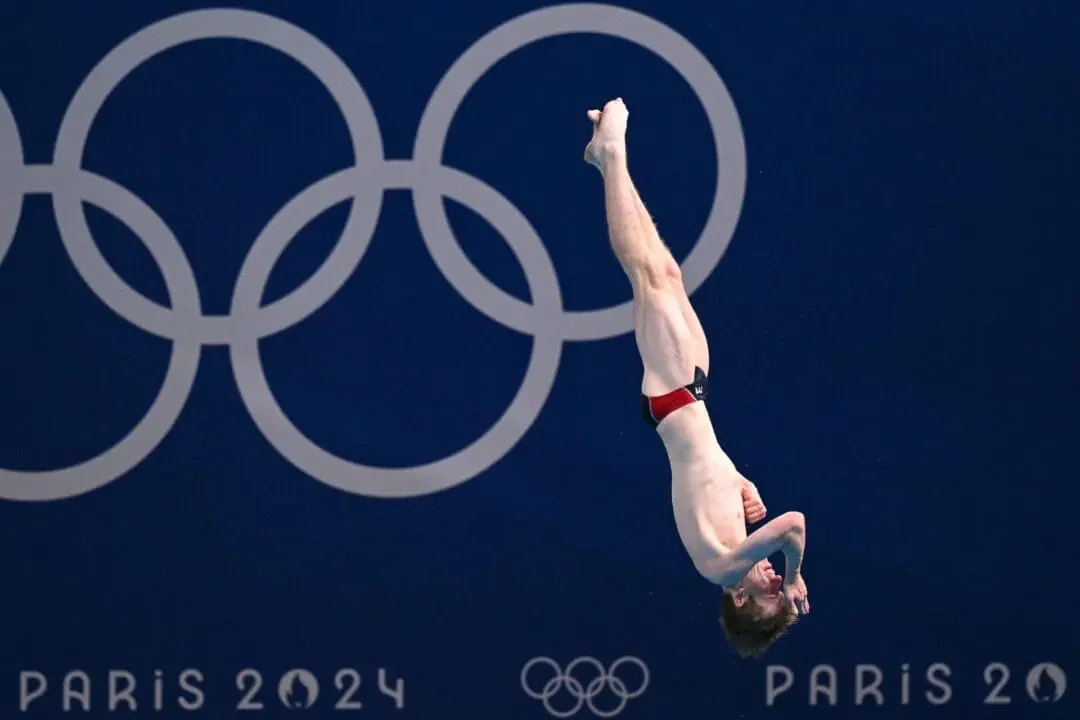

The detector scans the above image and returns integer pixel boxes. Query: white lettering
[900,663,911,705]
[19,671,47,711]
[335,669,363,710]
[63,670,91,712]
[984,662,1011,704]
[109,670,137,711]
[378,669,405,709]
[855,664,884,705]
[765,665,794,705]
[178,669,205,711]
[237,669,264,710]
[926,663,952,705]
[809,665,837,706]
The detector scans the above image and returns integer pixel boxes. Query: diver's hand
[783,573,810,617]
[741,478,767,524]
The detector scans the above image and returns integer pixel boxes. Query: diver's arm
[702,511,806,586]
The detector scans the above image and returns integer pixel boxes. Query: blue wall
[1,1,1077,717]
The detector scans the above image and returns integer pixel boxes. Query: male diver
[583,98,809,658]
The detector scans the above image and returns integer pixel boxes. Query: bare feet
[584,98,629,170]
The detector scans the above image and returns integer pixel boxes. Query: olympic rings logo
[0,4,746,502]
[521,657,649,717]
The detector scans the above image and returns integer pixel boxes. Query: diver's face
[744,560,783,598]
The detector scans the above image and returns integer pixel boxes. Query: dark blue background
[1,0,1078,717]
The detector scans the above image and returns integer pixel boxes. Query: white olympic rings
[0,4,746,501]
[521,656,650,718]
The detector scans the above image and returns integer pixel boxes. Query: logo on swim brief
[0,4,746,502]
[521,657,649,717]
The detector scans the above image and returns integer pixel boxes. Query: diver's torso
[658,403,746,576]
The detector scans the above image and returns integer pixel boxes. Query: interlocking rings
[0,4,746,502]
[521,656,649,717]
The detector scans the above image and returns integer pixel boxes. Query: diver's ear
[730,586,748,608]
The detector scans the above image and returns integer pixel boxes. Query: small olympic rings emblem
[521,656,649,717]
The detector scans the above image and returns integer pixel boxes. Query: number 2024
[234,669,404,710]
